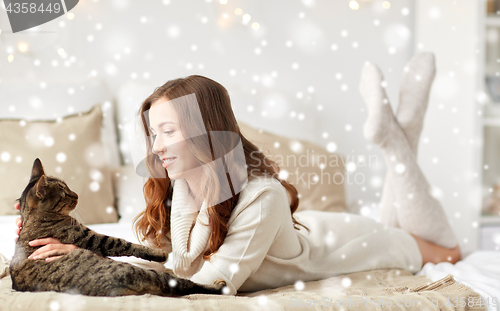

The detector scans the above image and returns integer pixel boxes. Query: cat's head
[17,158,79,216]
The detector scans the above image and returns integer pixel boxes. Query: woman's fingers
[28,243,79,260]
[27,238,64,258]
[14,217,22,242]
[29,237,62,247]
[45,256,62,262]
[29,247,66,260]
[15,203,20,211]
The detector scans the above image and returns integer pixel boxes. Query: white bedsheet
[417,250,500,311]
[1,215,498,306]
[0,215,23,260]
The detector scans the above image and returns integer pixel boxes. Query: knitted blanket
[0,253,485,311]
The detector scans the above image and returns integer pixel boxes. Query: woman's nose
[152,137,162,155]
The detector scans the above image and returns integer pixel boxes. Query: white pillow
[111,165,147,224]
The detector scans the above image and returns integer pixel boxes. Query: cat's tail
[155,270,227,296]
[120,266,227,296]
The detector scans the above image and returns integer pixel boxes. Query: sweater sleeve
[189,184,288,295]
[111,232,172,272]
[170,207,211,277]
[169,179,212,278]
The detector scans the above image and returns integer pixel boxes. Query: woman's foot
[396,52,436,154]
[359,62,398,147]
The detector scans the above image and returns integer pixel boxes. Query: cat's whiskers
[76,211,84,225]
[73,207,84,225]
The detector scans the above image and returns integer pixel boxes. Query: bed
[0,215,499,311]
[0,78,498,311]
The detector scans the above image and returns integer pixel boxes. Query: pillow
[110,165,147,224]
[238,121,347,213]
[0,105,118,224]
[0,77,121,169]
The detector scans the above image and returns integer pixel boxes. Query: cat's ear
[35,175,47,199]
[31,158,45,180]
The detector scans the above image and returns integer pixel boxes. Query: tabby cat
[9,158,226,297]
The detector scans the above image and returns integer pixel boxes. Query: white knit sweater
[138,176,422,295]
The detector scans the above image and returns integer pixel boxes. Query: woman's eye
[151,130,174,141]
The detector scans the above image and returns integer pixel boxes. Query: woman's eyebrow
[149,121,175,132]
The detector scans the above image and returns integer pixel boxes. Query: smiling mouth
[162,157,176,166]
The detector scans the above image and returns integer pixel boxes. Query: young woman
[15,53,461,295]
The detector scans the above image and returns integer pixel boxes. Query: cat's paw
[165,268,174,275]
[212,279,226,289]
[144,248,168,262]
[155,250,169,262]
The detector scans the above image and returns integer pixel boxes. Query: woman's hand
[14,203,21,242]
[27,238,80,262]
[14,202,79,261]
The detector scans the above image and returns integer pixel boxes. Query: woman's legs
[377,53,461,265]
[359,59,460,253]
[378,53,436,229]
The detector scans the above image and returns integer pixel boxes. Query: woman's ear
[35,175,47,199]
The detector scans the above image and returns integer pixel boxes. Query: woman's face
[149,98,200,181]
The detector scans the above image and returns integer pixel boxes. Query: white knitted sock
[397,52,436,152]
[360,63,394,146]
[379,52,436,228]
[359,62,458,249]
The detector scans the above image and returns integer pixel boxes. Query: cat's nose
[70,191,78,199]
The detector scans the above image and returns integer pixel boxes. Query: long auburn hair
[134,75,309,260]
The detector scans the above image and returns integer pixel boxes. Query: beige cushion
[238,122,347,213]
[0,105,118,224]
[0,77,121,169]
